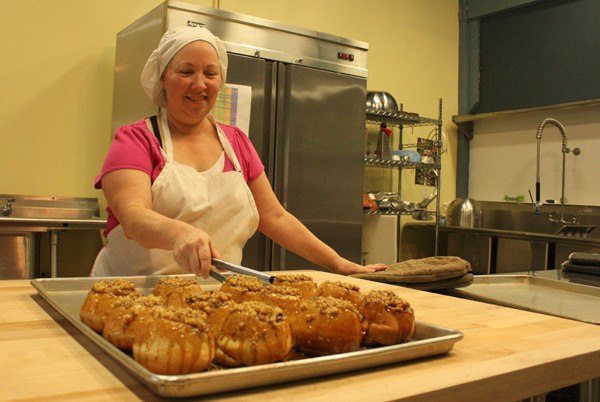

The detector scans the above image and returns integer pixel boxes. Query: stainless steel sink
[483,209,557,233]
[0,195,100,219]
[477,202,600,239]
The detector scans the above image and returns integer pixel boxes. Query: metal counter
[531,268,600,286]
[439,225,600,247]
[0,217,107,232]
[0,217,106,279]
[0,195,106,279]
[447,272,600,325]
[401,223,600,274]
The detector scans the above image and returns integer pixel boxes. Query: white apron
[92,111,259,276]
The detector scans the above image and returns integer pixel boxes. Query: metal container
[446,198,483,228]
[0,233,35,279]
[366,91,399,112]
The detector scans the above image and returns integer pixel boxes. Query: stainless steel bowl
[446,198,483,228]
[366,91,398,112]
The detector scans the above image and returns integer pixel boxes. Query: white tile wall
[469,105,600,206]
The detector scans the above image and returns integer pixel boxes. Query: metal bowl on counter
[446,198,483,228]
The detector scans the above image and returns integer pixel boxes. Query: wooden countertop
[1,271,600,401]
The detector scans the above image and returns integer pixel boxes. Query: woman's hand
[332,259,388,275]
[172,227,221,278]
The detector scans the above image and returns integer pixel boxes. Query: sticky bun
[360,290,415,346]
[272,274,317,300]
[152,276,200,302]
[293,296,363,355]
[133,306,214,375]
[261,286,303,338]
[315,280,362,307]
[80,279,138,333]
[262,286,302,317]
[219,274,265,303]
[103,294,165,351]
[185,290,236,338]
[216,301,292,366]
[164,283,204,309]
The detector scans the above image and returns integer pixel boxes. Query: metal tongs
[210,258,275,284]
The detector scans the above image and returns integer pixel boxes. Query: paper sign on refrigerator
[213,84,252,136]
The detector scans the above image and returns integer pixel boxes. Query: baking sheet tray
[449,274,600,325]
[31,275,463,398]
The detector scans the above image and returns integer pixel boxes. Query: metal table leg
[580,378,599,402]
[49,230,59,278]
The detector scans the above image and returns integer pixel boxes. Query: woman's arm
[248,173,386,275]
[101,169,220,277]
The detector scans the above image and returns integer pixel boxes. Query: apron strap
[159,110,175,160]
[149,115,163,148]
[212,118,243,173]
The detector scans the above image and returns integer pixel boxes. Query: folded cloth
[405,273,473,291]
[568,252,600,267]
[352,271,473,291]
[352,256,472,286]
[562,261,600,276]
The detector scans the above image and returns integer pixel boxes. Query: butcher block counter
[1,271,600,401]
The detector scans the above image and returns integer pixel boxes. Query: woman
[92,26,386,278]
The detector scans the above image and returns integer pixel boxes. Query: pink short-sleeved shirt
[95,118,264,237]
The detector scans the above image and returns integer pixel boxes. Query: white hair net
[140,26,228,107]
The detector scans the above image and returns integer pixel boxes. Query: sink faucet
[528,189,541,214]
[1,198,15,217]
[535,118,580,223]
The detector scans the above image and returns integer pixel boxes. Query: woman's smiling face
[161,40,222,126]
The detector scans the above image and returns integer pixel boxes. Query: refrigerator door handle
[271,62,288,270]
[266,62,278,187]
[261,61,278,272]
[274,62,289,209]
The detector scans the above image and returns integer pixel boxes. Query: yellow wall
[1,0,458,215]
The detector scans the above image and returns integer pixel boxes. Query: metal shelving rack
[366,108,440,127]
[364,98,443,256]
[364,157,441,170]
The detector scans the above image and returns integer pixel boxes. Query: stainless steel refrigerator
[112,1,368,271]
